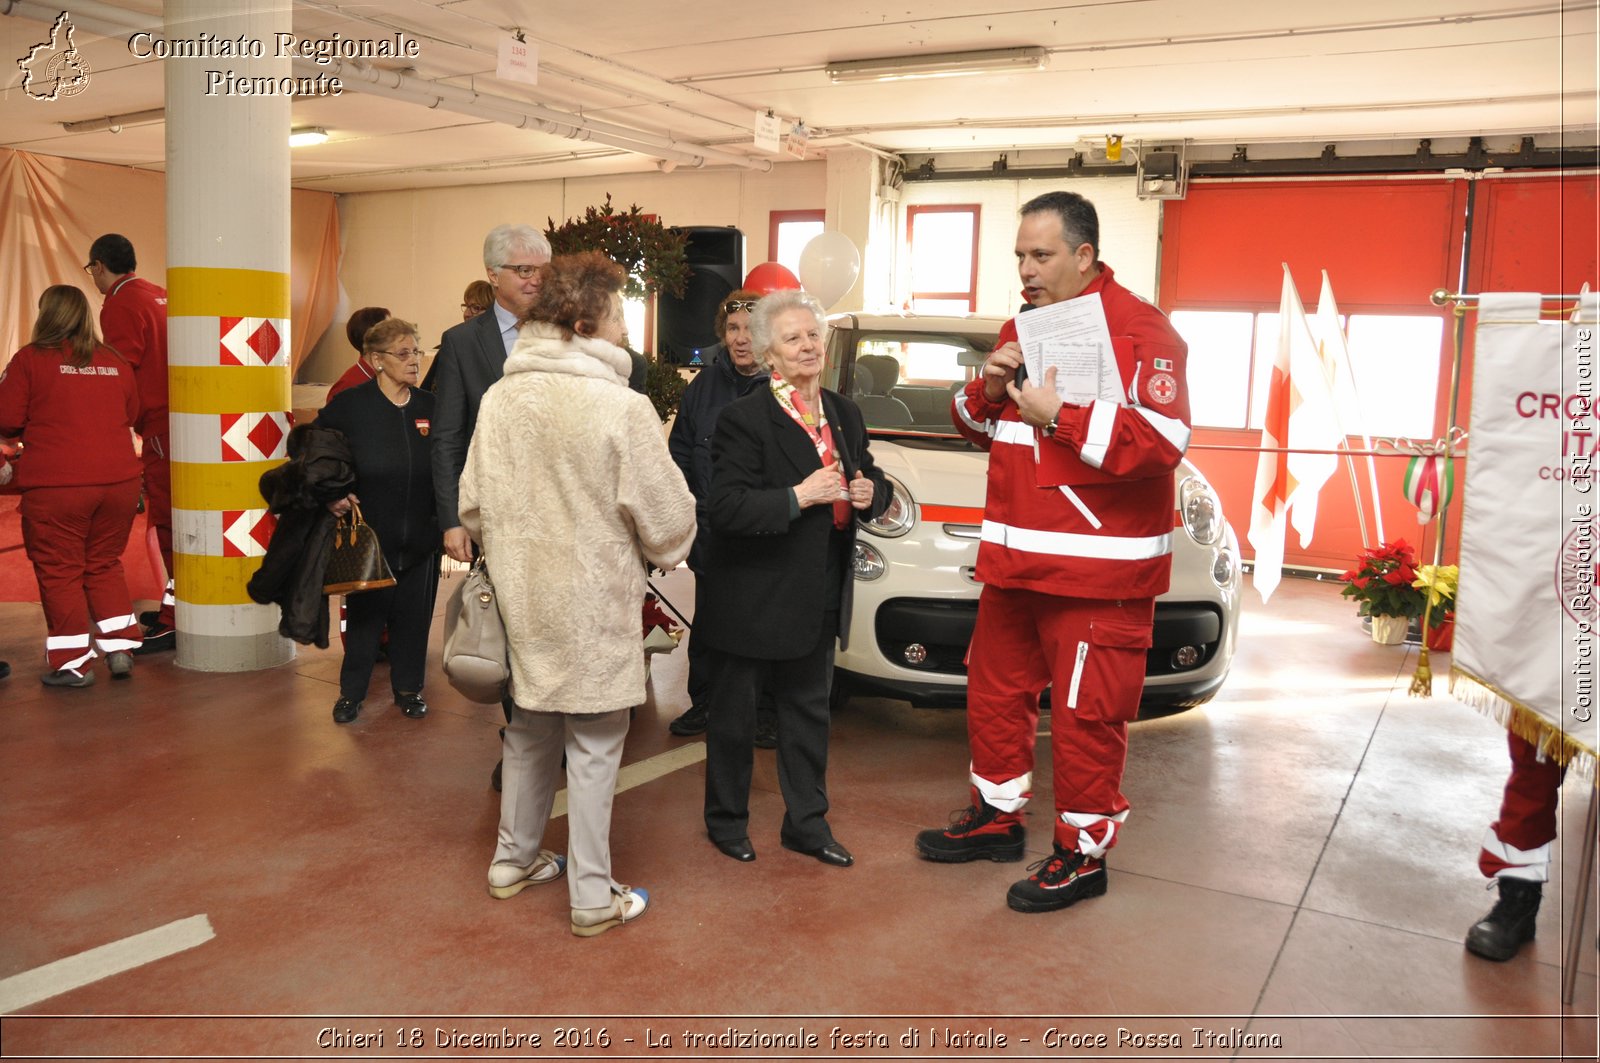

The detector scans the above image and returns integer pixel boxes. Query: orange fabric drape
[0,148,338,374]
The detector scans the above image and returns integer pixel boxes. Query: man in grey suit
[432,223,551,789]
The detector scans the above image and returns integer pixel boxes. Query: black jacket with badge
[313,381,439,574]
[694,387,891,660]
[248,424,356,646]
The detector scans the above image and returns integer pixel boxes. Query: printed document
[1014,293,1122,406]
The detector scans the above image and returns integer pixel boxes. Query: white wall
[301,162,828,382]
[303,162,1167,382]
[898,176,1164,318]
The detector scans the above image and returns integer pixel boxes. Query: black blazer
[429,309,509,532]
[696,388,890,660]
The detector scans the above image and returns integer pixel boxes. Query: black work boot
[1465,878,1542,961]
[915,797,1026,862]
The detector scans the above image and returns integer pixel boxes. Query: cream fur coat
[458,323,696,714]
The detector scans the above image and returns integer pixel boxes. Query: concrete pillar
[164,0,295,670]
[824,147,885,311]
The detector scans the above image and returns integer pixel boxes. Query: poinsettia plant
[1339,539,1426,618]
[1412,563,1458,628]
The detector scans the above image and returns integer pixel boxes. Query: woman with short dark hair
[0,285,144,686]
[460,251,696,937]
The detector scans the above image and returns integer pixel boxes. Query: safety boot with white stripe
[1006,845,1107,913]
[916,798,1025,862]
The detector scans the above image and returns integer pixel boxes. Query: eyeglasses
[461,303,488,314]
[82,262,96,275]
[723,299,758,313]
[499,263,540,279]
[378,347,422,361]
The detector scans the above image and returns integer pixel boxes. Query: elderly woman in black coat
[696,289,891,868]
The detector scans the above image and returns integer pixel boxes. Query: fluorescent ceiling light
[826,46,1047,84]
[289,126,329,147]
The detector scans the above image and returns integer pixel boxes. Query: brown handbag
[322,501,397,595]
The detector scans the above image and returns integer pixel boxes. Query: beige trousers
[495,706,631,910]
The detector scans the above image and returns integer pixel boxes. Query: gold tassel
[1409,583,1436,698]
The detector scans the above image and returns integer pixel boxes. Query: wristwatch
[1041,416,1059,438]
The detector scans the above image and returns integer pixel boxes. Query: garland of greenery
[545,194,690,301]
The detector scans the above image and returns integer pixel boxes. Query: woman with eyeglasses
[314,317,440,725]
[461,280,494,322]
[664,289,781,741]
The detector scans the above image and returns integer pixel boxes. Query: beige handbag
[442,558,510,704]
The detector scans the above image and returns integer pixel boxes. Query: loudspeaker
[658,226,743,365]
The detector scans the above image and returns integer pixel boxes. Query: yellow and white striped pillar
[164,0,295,670]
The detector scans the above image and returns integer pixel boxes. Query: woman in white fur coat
[459,252,696,938]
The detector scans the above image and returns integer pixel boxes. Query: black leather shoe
[331,696,362,724]
[783,838,853,867]
[395,692,428,718]
[713,837,756,862]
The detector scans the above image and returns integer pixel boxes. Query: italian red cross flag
[1248,266,1343,602]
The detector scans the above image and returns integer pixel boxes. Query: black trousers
[688,574,776,721]
[339,554,439,700]
[704,611,838,849]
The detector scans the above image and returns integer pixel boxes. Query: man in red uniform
[86,234,173,653]
[915,191,1191,914]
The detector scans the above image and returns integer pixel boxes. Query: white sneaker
[486,851,566,899]
[570,886,650,937]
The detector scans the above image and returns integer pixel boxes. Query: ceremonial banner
[1451,292,1599,780]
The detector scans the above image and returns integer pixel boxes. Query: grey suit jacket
[430,309,509,531]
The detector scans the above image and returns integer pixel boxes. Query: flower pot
[1426,614,1455,652]
[1370,614,1409,645]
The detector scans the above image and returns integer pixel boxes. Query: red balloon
[742,261,801,295]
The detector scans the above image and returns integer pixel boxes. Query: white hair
[481,223,551,272]
[750,289,828,370]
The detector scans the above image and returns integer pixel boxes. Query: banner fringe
[1450,666,1597,785]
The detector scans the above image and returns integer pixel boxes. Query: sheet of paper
[1014,293,1122,405]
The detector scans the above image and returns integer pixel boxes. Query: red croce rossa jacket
[951,263,1192,601]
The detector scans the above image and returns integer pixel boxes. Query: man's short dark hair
[1020,191,1099,262]
[88,233,137,274]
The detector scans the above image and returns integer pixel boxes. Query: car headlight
[1212,548,1235,587]
[1179,475,1223,546]
[859,473,915,538]
[852,541,886,580]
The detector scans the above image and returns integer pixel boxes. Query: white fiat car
[828,313,1241,713]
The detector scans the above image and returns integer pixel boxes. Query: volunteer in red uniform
[914,191,1191,914]
[0,285,144,686]
[86,234,173,653]
[1464,733,1565,961]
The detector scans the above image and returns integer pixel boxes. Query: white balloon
[798,231,861,309]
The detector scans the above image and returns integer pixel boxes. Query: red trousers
[1479,730,1567,882]
[965,585,1153,855]
[142,435,175,627]
[21,480,144,672]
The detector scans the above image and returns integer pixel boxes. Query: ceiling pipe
[317,56,771,172]
[62,107,168,133]
[296,58,726,169]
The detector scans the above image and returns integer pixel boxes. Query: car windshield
[825,327,997,438]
